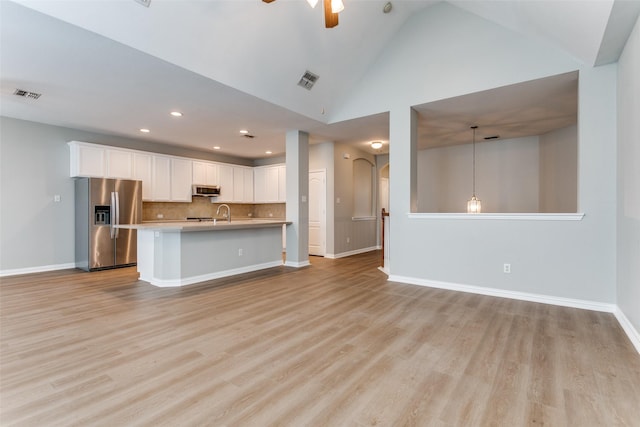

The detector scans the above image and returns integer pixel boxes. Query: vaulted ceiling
[1,0,638,159]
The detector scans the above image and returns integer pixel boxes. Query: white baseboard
[614,307,640,354]
[388,275,617,312]
[284,260,311,268]
[388,274,640,354]
[143,261,284,287]
[0,263,76,278]
[326,246,379,259]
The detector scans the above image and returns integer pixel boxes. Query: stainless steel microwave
[192,185,221,197]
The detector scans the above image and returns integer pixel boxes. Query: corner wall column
[285,130,310,267]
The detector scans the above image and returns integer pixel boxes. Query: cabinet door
[265,167,279,202]
[217,164,234,202]
[170,158,193,202]
[132,153,152,201]
[152,156,171,201]
[70,143,105,177]
[243,168,254,203]
[106,149,133,179]
[253,167,267,203]
[278,165,286,202]
[233,167,245,203]
[193,161,219,185]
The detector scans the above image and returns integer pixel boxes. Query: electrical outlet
[157,213,164,219]
[54,195,61,202]
[503,263,511,274]
[346,237,350,244]
[238,248,243,256]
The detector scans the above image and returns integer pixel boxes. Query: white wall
[617,16,640,336]
[334,3,617,304]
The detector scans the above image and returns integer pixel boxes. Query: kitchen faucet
[216,204,231,223]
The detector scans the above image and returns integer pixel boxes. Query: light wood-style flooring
[1,251,639,426]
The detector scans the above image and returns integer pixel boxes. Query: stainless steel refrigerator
[75,178,142,271]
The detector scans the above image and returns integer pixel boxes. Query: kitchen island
[117,219,290,287]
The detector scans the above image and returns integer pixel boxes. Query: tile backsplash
[143,197,285,221]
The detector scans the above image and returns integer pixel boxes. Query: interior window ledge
[407,213,585,221]
[352,216,377,221]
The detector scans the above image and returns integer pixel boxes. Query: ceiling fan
[262,0,344,29]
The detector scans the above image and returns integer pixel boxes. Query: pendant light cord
[471,125,477,197]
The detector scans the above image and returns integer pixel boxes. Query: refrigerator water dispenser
[94,206,110,225]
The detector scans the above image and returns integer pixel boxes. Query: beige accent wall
[539,125,578,213]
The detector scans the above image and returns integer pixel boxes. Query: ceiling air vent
[298,70,319,90]
[13,89,42,100]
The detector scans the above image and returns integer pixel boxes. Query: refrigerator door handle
[110,192,116,238]
[114,191,120,238]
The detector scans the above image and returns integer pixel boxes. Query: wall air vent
[297,70,319,90]
[134,0,151,7]
[13,89,41,100]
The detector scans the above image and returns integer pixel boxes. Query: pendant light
[331,0,345,13]
[467,125,482,213]
[306,0,319,7]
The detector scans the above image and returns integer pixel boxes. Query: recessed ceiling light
[265,151,273,155]
[239,130,249,134]
[213,146,221,150]
[140,128,150,133]
[170,111,183,117]
[371,141,383,149]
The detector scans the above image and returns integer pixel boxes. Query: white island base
[129,221,289,287]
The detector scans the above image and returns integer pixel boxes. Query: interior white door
[309,170,326,256]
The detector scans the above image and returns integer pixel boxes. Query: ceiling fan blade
[324,0,339,28]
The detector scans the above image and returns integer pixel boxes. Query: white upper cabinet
[254,164,285,203]
[278,165,286,203]
[217,164,235,202]
[243,168,254,203]
[69,141,280,204]
[170,158,193,202]
[192,161,219,186]
[151,155,171,201]
[106,149,133,179]
[132,152,153,200]
[69,141,105,177]
[232,166,254,203]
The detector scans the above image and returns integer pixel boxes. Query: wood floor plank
[1,251,639,426]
